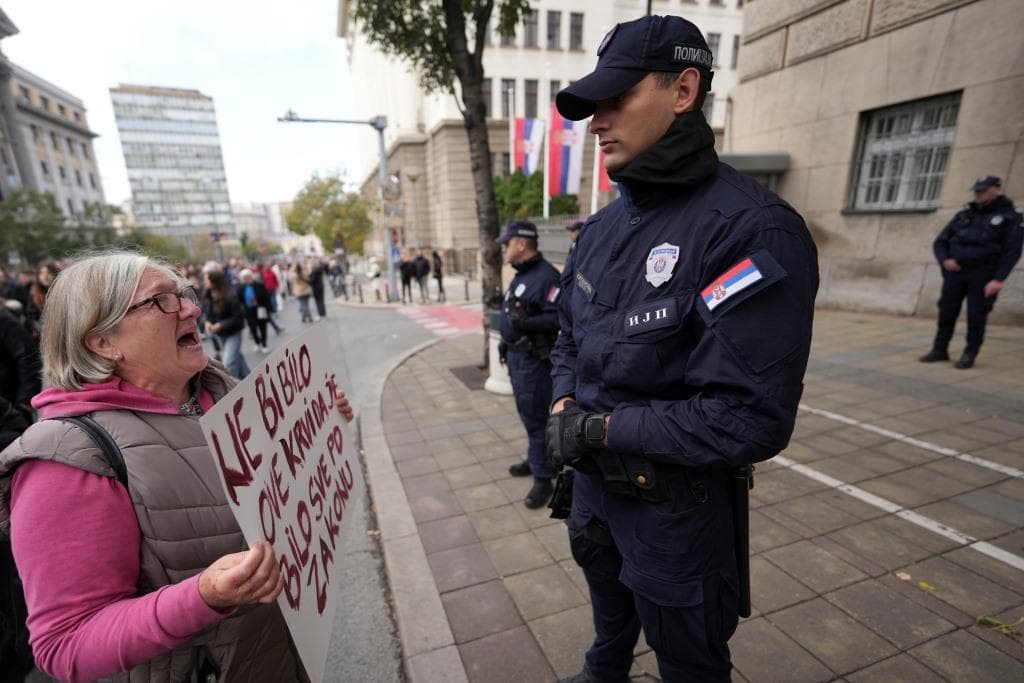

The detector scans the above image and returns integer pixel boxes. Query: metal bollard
[464,274,470,302]
[358,284,364,304]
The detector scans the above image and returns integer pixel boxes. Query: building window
[523,80,539,118]
[501,79,515,118]
[550,80,561,106]
[500,24,515,46]
[570,13,584,50]
[481,78,492,118]
[81,143,90,159]
[40,96,50,111]
[710,0,725,5]
[19,86,30,102]
[67,198,74,215]
[40,160,49,177]
[483,20,491,45]
[501,152,511,177]
[851,93,961,211]
[707,33,721,66]
[731,36,740,69]
[523,10,538,48]
[58,104,67,117]
[547,11,561,49]
[75,169,83,186]
[89,172,97,189]
[51,132,60,150]
[73,111,81,123]
[30,125,41,144]
[59,165,67,181]
[67,137,76,156]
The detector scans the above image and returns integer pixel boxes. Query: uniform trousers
[506,351,557,480]
[934,266,997,357]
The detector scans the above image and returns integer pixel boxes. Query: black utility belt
[508,335,555,358]
[588,451,707,505]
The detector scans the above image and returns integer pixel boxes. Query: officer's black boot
[508,459,532,477]
[954,353,975,369]
[524,478,553,509]
[919,348,950,363]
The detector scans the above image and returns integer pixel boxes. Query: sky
[2,0,362,205]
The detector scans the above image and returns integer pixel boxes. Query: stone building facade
[732,0,1024,322]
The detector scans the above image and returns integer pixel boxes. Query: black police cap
[556,15,715,121]
[971,175,1001,192]
[497,220,539,245]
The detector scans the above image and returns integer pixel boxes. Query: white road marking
[772,455,1024,572]
[799,404,1024,478]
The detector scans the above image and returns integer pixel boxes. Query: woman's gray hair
[41,250,184,390]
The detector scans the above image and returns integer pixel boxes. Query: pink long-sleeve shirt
[10,374,225,682]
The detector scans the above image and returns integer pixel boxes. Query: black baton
[733,464,754,618]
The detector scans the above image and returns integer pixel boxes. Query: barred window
[851,93,960,211]
[523,10,538,48]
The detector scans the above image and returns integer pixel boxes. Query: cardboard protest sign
[200,325,362,682]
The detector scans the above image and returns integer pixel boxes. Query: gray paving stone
[403,471,451,495]
[909,629,1024,681]
[903,556,1024,619]
[459,428,503,446]
[387,429,425,446]
[826,579,956,649]
[560,559,589,597]
[914,498,1016,540]
[484,531,553,576]
[873,515,962,555]
[749,555,816,614]
[432,447,479,470]
[826,520,933,572]
[770,598,897,675]
[407,645,469,683]
[455,482,511,513]
[845,653,946,682]
[749,509,803,554]
[459,625,557,683]
[444,463,493,490]
[528,605,597,679]
[442,580,522,644]
[533,522,572,562]
[769,493,863,535]
[428,543,497,593]
[419,515,479,554]
[468,504,530,541]
[730,617,833,683]
[922,456,1009,488]
[409,490,463,523]
[955,486,1024,526]
[763,540,867,594]
[748,468,829,505]
[858,467,974,508]
[396,455,441,478]
[504,564,588,621]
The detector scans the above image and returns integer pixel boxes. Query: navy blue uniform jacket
[933,195,1023,280]
[551,163,819,475]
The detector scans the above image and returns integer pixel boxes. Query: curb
[358,335,472,683]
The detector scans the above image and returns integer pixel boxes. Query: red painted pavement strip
[412,305,482,330]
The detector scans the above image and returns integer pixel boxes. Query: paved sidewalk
[366,308,1024,682]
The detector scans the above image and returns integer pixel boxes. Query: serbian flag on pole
[514,117,544,176]
[548,105,588,196]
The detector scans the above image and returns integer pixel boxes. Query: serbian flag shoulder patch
[546,286,561,303]
[701,257,763,311]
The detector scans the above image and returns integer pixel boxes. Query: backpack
[1,415,126,679]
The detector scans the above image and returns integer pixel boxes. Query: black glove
[498,340,508,365]
[546,400,607,470]
[507,300,528,330]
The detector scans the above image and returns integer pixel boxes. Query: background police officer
[547,15,818,683]
[920,175,1022,369]
[497,220,562,508]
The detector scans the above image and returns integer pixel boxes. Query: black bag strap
[56,416,128,489]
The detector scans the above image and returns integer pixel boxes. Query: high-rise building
[110,84,234,247]
[0,9,106,216]
[337,0,743,262]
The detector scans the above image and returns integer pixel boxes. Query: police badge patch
[645,243,680,287]
[991,215,1004,226]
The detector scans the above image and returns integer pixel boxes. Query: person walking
[414,250,431,303]
[497,221,562,509]
[290,263,314,323]
[308,259,327,321]
[259,262,283,335]
[399,253,415,305]
[919,175,1022,369]
[432,250,446,302]
[236,269,272,354]
[547,15,818,682]
[201,267,249,380]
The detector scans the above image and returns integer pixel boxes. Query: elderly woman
[0,251,353,682]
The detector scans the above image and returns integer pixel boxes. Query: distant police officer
[546,16,818,682]
[920,175,1022,369]
[498,220,562,508]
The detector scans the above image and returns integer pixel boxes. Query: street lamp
[405,170,420,250]
[277,109,398,301]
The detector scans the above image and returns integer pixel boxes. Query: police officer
[497,220,562,508]
[546,15,818,682]
[920,175,1022,369]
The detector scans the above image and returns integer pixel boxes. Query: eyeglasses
[126,286,200,315]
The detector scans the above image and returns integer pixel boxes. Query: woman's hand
[335,391,354,422]
[198,540,283,611]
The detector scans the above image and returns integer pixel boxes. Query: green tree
[0,189,80,264]
[352,0,533,313]
[286,173,373,255]
[493,170,578,223]
[117,228,190,263]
